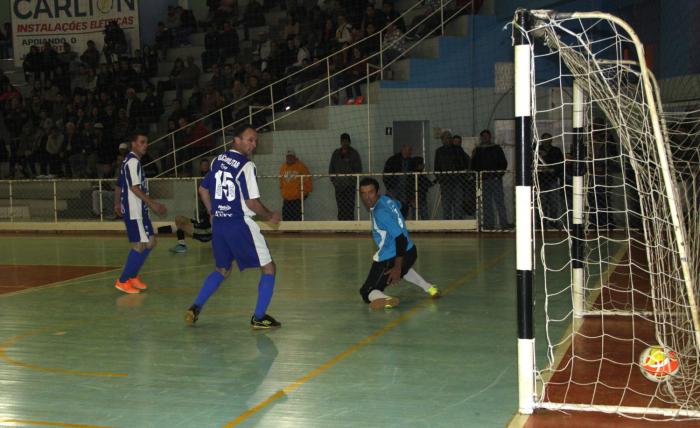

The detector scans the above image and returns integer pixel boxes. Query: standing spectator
[335,15,353,46]
[471,129,511,229]
[329,133,362,220]
[23,46,42,83]
[382,2,405,32]
[0,23,11,59]
[383,144,415,219]
[218,21,240,62]
[80,40,101,70]
[93,123,114,178]
[103,21,128,63]
[279,150,312,220]
[43,125,64,176]
[154,22,173,60]
[201,24,220,71]
[434,130,460,219]
[139,45,159,78]
[141,85,163,130]
[57,42,79,75]
[39,41,58,83]
[536,133,564,229]
[589,118,620,228]
[64,121,87,177]
[453,134,472,218]
[123,87,143,129]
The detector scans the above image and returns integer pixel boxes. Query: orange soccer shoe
[115,279,140,294]
[129,275,148,291]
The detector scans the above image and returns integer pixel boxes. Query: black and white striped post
[513,9,534,415]
[572,81,586,317]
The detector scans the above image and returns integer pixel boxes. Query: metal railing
[0,171,521,230]
[144,0,477,177]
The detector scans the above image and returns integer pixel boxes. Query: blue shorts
[212,216,272,271]
[124,216,154,243]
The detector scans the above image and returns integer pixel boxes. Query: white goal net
[514,9,700,419]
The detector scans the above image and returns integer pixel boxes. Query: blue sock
[254,274,276,320]
[119,249,143,282]
[130,248,151,279]
[194,271,226,308]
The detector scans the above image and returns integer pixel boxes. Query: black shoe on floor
[251,314,281,329]
[185,305,201,325]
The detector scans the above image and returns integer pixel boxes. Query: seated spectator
[177,117,214,173]
[209,63,227,92]
[383,22,406,65]
[284,12,300,40]
[157,57,184,94]
[175,56,201,99]
[253,32,272,72]
[168,98,186,123]
[141,85,163,128]
[80,40,101,70]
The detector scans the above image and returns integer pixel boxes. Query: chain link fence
[0,172,519,230]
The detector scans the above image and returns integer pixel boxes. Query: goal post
[513,8,700,419]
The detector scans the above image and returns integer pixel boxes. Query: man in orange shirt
[279,150,312,220]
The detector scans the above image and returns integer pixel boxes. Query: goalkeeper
[358,177,440,310]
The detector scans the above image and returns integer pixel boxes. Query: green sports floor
[0,233,530,428]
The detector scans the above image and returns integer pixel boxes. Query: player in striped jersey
[113,133,167,294]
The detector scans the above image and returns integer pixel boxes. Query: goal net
[513,9,700,419]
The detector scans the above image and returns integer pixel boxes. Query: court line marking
[0,323,128,378]
[221,249,511,427]
[0,419,113,428]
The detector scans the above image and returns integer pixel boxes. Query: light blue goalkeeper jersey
[370,195,414,262]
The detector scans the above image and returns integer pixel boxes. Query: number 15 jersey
[202,150,259,220]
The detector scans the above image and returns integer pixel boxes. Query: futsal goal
[512,9,700,419]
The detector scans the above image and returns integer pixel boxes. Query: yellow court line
[0,419,113,427]
[0,324,128,378]
[222,250,511,427]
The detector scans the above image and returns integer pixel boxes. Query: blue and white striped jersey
[201,150,259,220]
[118,152,149,220]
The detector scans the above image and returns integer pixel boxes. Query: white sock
[368,289,389,301]
[403,269,432,292]
[178,240,186,245]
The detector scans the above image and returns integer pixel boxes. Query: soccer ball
[639,346,679,382]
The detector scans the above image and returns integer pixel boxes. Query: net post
[98,179,104,222]
[414,172,419,220]
[513,9,535,415]
[194,178,200,223]
[53,180,58,223]
[356,174,361,221]
[300,175,305,221]
[171,134,179,178]
[572,81,586,318]
[8,181,13,223]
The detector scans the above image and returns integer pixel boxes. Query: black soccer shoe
[185,305,201,325]
[251,314,282,329]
